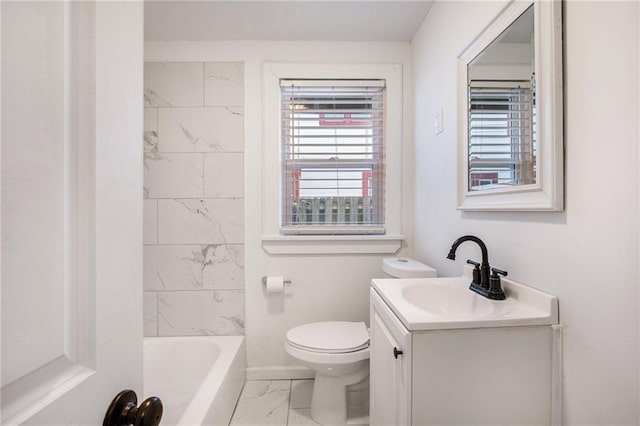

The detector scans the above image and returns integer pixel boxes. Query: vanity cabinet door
[370,289,411,426]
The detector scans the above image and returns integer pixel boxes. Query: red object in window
[362,171,372,197]
[470,172,498,187]
[292,170,301,199]
[319,113,372,127]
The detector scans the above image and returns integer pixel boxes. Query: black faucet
[446,235,506,300]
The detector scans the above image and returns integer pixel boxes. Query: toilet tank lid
[382,257,437,278]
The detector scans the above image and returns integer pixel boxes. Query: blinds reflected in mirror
[280,80,386,234]
[468,80,535,191]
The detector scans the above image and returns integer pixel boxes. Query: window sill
[261,234,404,255]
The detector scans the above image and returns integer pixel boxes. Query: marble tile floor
[229,379,321,426]
[230,379,370,426]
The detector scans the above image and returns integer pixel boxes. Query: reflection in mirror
[457,0,563,211]
[467,5,534,191]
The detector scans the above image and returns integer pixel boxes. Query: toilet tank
[382,257,437,278]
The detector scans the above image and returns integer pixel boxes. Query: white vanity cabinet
[370,289,411,426]
[370,285,559,426]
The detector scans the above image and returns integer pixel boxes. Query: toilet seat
[285,340,370,366]
[286,321,369,354]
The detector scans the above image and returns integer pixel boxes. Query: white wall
[145,41,414,374]
[412,1,639,424]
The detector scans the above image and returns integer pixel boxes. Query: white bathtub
[144,336,245,426]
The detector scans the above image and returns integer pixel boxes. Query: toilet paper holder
[261,276,292,287]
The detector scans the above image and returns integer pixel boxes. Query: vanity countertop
[371,265,559,331]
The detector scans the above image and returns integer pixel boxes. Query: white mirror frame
[457,0,563,211]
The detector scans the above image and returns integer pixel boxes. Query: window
[468,80,535,191]
[280,80,385,235]
[262,63,403,254]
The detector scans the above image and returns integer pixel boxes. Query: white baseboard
[246,365,315,381]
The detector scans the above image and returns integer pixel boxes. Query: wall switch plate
[435,109,444,135]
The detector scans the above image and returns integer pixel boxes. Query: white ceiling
[144,1,434,42]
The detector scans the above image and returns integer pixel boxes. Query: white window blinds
[468,80,535,191]
[280,79,386,235]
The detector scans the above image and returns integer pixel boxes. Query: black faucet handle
[491,267,508,277]
[488,267,507,300]
[466,259,481,285]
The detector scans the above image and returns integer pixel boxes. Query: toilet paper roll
[265,276,285,294]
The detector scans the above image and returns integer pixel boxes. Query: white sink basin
[371,265,559,331]
[401,283,493,318]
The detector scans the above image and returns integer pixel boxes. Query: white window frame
[262,63,404,254]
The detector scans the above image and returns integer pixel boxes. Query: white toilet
[284,257,437,426]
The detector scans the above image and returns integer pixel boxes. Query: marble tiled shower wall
[143,62,244,337]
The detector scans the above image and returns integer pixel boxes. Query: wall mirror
[457,0,563,211]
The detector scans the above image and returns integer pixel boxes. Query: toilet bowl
[285,321,370,426]
[284,257,437,426]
